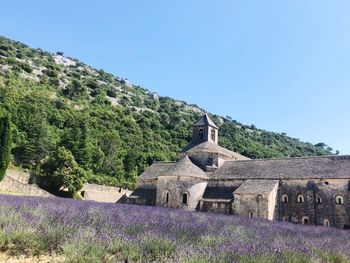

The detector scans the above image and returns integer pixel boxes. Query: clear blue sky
[1,1,350,154]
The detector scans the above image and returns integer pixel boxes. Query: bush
[62,79,87,99]
[106,87,117,98]
[19,62,32,73]
[39,147,87,196]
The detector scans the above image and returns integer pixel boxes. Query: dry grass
[0,252,64,263]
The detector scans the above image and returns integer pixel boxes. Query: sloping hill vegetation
[1,195,349,262]
[0,36,333,188]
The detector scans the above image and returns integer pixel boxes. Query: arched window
[198,128,204,140]
[301,216,309,225]
[208,156,214,166]
[335,195,344,205]
[248,212,253,218]
[323,219,330,227]
[281,194,288,203]
[211,129,216,142]
[316,196,322,204]
[163,191,170,204]
[297,195,304,203]
[182,193,188,205]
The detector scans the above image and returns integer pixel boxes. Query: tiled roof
[138,156,208,181]
[193,113,218,129]
[202,186,238,200]
[234,180,279,195]
[214,155,350,180]
[161,156,209,179]
[181,141,249,160]
[138,162,175,180]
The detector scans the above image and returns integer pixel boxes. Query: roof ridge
[182,141,249,160]
[162,155,208,179]
[224,154,345,163]
[153,161,176,164]
[193,113,218,128]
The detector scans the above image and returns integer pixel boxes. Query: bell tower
[192,113,219,145]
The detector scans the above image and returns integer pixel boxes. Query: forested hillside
[0,36,334,188]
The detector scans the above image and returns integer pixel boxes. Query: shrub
[106,87,117,98]
[39,147,87,196]
[19,62,32,73]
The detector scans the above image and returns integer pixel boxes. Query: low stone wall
[0,170,54,197]
[81,183,132,203]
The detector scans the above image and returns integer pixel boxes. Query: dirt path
[0,253,64,263]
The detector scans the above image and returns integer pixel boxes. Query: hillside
[0,36,333,187]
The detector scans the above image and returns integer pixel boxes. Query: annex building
[124,114,350,229]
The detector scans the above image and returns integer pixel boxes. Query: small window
[211,129,216,142]
[182,193,188,205]
[199,128,204,140]
[316,196,322,204]
[281,194,288,203]
[323,219,330,227]
[335,195,344,205]
[248,212,253,218]
[297,195,304,203]
[257,194,262,201]
[302,216,309,225]
[325,182,329,185]
[163,191,170,204]
[212,202,218,209]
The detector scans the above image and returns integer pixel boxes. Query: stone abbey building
[124,114,350,228]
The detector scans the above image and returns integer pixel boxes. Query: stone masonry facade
[124,114,350,229]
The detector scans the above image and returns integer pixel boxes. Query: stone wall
[156,176,207,210]
[124,196,151,206]
[199,200,232,214]
[128,175,350,229]
[81,183,132,203]
[278,179,349,228]
[232,191,277,220]
[0,170,54,197]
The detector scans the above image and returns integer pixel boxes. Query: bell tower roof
[193,113,218,129]
[191,113,219,145]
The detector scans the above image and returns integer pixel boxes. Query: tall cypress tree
[0,114,12,181]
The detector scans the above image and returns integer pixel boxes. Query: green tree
[0,113,12,181]
[61,119,93,170]
[62,79,87,99]
[40,146,87,197]
[13,100,53,167]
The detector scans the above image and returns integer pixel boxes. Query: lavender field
[0,195,349,263]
